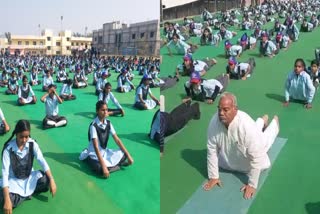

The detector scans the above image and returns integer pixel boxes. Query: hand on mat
[182,98,191,104]
[102,166,110,178]
[283,101,289,107]
[203,178,222,191]
[3,199,12,214]
[241,76,247,80]
[304,103,312,109]
[50,179,57,197]
[240,185,256,199]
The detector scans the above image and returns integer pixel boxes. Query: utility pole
[60,15,63,55]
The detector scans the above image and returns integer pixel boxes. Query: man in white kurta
[203,92,279,199]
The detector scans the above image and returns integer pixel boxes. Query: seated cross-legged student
[95,71,109,96]
[5,71,19,95]
[40,84,68,129]
[73,66,88,88]
[42,69,54,92]
[134,75,160,110]
[29,66,41,86]
[0,108,10,135]
[60,79,76,101]
[306,59,320,89]
[0,70,9,87]
[117,68,135,93]
[0,120,57,213]
[99,83,124,116]
[183,71,229,104]
[79,101,134,178]
[259,32,278,58]
[17,76,37,105]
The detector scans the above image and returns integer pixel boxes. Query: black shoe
[191,102,201,120]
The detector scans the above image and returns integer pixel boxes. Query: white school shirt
[18,84,35,98]
[227,45,243,57]
[177,60,208,73]
[1,139,50,197]
[0,108,5,125]
[44,95,59,116]
[98,92,122,109]
[207,111,271,188]
[43,76,54,87]
[232,63,250,74]
[185,79,223,97]
[135,84,152,102]
[88,117,116,159]
[167,40,190,55]
[96,78,108,91]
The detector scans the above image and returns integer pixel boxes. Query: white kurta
[207,111,279,188]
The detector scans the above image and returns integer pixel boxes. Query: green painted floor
[0,70,160,214]
[160,24,320,213]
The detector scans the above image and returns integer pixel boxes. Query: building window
[56,42,61,46]
[67,37,70,41]
[76,43,79,46]
[18,41,22,45]
[140,33,145,38]
[47,37,51,41]
[132,34,136,39]
[25,41,29,45]
[47,46,51,50]
[67,46,70,50]
[40,41,44,45]
[33,41,36,46]
[94,37,97,41]
[98,36,102,44]
[71,42,74,46]
[81,43,83,46]
[56,51,61,55]
[150,32,154,38]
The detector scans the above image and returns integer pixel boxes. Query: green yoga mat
[177,137,287,214]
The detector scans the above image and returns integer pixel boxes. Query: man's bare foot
[262,114,269,131]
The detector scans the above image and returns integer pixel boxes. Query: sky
[0,0,160,36]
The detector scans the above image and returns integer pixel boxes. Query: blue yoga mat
[177,137,287,214]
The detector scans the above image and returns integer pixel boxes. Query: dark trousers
[0,171,49,208]
[86,154,127,176]
[215,74,229,93]
[165,102,198,136]
[160,77,178,91]
[42,115,68,129]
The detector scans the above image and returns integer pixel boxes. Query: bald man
[203,92,279,199]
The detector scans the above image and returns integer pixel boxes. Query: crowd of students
[0,53,160,212]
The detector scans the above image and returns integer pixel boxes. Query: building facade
[162,0,262,20]
[92,20,160,57]
[1,29,91,56]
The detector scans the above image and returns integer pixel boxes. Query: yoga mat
[177,137,287,214]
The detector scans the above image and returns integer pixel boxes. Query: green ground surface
[160,23,320,213]
[0,69,160,214]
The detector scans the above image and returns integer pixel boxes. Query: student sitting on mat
[0,70,9,87]
[29,66,41,86]
[176,54,217,77]
[226,57,255,80]
[150,101,200,157]
[5,71,19,95]
[60,79,76,101]
[0,120,57,212]
[116,68,135,93]
[95,71,109,96]
[40,84,68,129]
[17,76,37,105]
[183,71,229,104]
[134,75,160,110]
[79,101,134,178]
[73,66,88,88]
[284,58,315,109]
[56,64,68,83]
[42,69,54,92]
[274,31,291,50]
[99,83,124,116]
[0,108,10,135]
[203,92,279,199]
